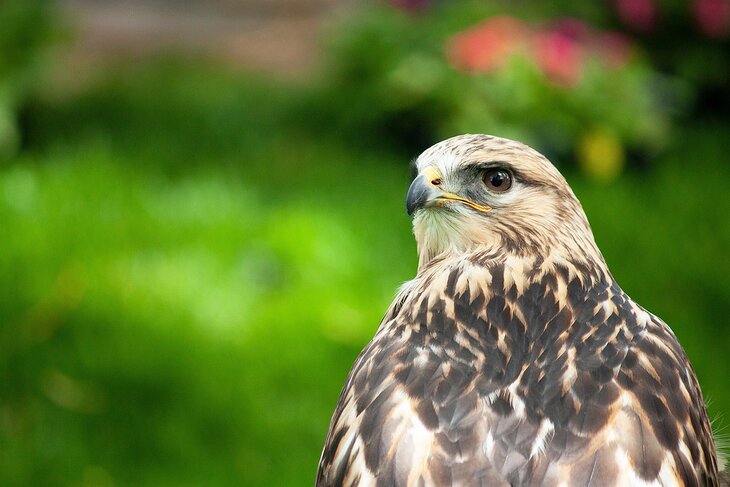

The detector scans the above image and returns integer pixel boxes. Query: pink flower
[447,16,528,73]
[447,16,633,87]
[552,18,592,42]
[693,0,730,37]
[532,28,584,86]
[614,0,657,32]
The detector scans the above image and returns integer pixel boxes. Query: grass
[1,61,728,486]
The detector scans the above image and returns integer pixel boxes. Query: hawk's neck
[392,248,621,344]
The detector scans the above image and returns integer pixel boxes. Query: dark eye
[482,168,513,193]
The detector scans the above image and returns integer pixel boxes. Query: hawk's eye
[482,168,512,193]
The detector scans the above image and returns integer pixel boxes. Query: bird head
[408,134,604,270]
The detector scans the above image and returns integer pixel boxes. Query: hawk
[316,134,726,486]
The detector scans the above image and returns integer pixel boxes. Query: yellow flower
[577,129,625,181]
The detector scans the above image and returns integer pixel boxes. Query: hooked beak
[406,172,442,216]
[406,166,491,216]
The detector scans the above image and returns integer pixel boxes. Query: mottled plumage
[317,135,725,486]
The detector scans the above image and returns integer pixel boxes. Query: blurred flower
[596,32,633,70]
[614,0,657,32]
[388,0,431,12]
[693,0,730,37]
[447,16,528,73]
[577,130,625,181]
[448,16,636,88]
[532,26,585,86]
[552,18,592,42]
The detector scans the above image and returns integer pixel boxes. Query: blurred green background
[1,0,729,485]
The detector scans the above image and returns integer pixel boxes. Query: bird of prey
[316,134,726,486]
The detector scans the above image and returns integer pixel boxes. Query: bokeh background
[1,0,729,485]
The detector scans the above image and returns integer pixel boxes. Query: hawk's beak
[406,172,443,216]
[406,167,491,216]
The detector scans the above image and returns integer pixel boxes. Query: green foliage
[0,62,729,486]
[2,65,415,487]
[0,0,57,160]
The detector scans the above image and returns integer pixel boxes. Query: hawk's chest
[378,259,636,412]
